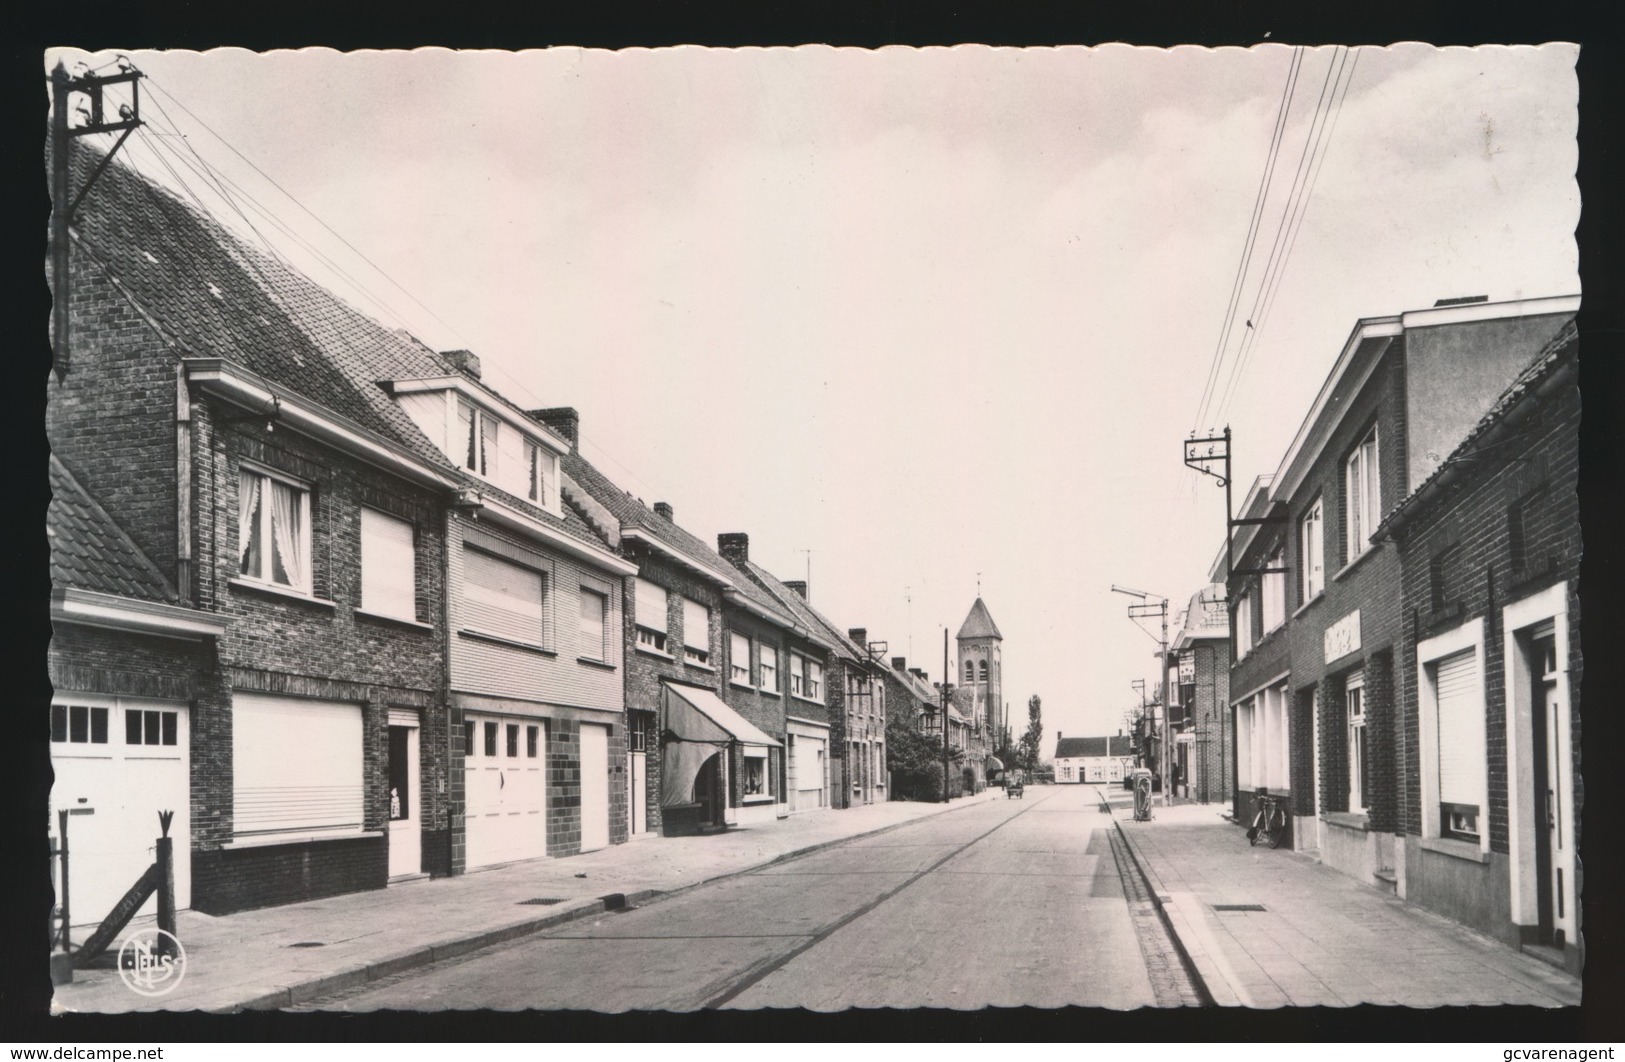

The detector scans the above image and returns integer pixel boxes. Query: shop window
[742,753,767,797]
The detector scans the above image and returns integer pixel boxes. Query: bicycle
[1246,793,1287,849]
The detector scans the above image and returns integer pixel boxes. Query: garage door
[463,713,546,869]
[50,697,190,928]
[579,723,609,852]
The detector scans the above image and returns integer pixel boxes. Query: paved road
[301,785,1191,1012]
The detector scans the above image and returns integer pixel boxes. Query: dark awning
[985,755,1005,771]
[660,684,781,807]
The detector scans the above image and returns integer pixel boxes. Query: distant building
[1053,733,1135,784]
[1170,582,1231,803]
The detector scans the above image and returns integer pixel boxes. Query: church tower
[956,597,1003,742]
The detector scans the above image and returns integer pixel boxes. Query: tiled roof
[562,451,797,626]
[1055,735,1134,759]
[956,597,1003,640]
[733,559,866,664]
[48,455,175,603]
[70,147,608,553]
[1174,584,1229,644]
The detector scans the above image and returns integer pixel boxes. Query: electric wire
[1191,46,1304,436]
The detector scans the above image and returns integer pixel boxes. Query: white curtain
[238,470,261,574]
[270,479,306,590]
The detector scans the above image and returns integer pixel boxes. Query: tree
[886,718,963,801]
[1019,694,1044,775]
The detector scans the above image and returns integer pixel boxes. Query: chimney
[442,349,481,380]
[784,580,807,599]
[529,407,579,450]
[891,656,907,672]
[910,668,928,682]
[1057,731,1061,742]
[718,533,749,565]
[848,628,867,647]
[653,502,673,521]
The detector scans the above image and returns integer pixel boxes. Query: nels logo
[117,928,187,997]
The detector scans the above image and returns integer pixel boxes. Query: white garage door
[50,696,190,928]
[463,712,546,869]
[579,723,609,852]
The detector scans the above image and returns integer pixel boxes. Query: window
[579,586,608,660]
[742,752,767,798]
[1432,648,1482,841]
[526,725,539,758]
[463,720,476,757]
[807,660,823,700]
[979,660,989,683]
[1262,546,1286,633]
[789,652,807,697]
[634,578,669,653]
[759,645,778,692]
[238,467,311,592]
[730,632,751,684]
[51,704,109,744]
[125,709,178,746]
[1345,427,1380,561]
[506,723,520,759]
[1346,670,1367,810]
[232,693,363,837]
[964,660,975,684]
[1429,545,1463,614]
[682,598,711,665]
[1301,498,1324,602]
[1234,590,1255,658]
[1236,682,1290,791]
[484,720,498,757]
[360,509,417,621]
[463,548,549,647]
[388,726,410,821]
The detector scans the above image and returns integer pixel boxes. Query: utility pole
[50,57,144,381]
[1112,584,1171,805]
[941,628,951,802]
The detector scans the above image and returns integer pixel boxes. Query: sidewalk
[1113,802,1582,1008]
[53,790,1004,1014]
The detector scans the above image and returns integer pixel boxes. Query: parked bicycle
[1246,792,1287,849]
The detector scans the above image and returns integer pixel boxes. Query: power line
[1192,47,1303,434]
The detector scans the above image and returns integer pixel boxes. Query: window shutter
[731,632,750,680]
[464,548,546,645]
[1434,649,1482,808]
[232,694,363,836]
[635,578,668,632]
[361,509,416,620]
[683,598,710,651]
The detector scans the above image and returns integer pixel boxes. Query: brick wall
[1392,360,1581,856]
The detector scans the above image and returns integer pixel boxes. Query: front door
[579,723,609,851]
[388,714,421,879]
[1531,633,1571,945]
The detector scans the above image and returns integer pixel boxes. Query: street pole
[1159,601,1171,806]
[941,628,951,802]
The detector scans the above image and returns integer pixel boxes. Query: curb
[219,793,1000,1012]
[1109,814,1223,1007]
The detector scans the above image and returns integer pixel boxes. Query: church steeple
[955,597,1003,742]
[956,597,1002,641]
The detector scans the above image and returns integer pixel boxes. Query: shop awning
[660,684,782,807]
[985,755,1005,772]
[663,684,782,748]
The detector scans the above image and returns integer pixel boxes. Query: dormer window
[396,382,563,516]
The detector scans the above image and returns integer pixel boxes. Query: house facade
[49,147,462,915]
[1170,583,1231,804]
[1376,322,1581,974]
[1053,734,1134,784]
[839,629,891,807]
[1224,295,1578,880]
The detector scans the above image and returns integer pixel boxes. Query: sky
[47,43,1579,749]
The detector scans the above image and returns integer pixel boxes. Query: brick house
[49,147,461,913]
[1224,294,1578,878]
[1169,582,1231,803]
[1375,322,1581,974]
[1053,734,1134,784]
[381,358,639,869]
[557,437,822,836]
[721,552,874,810]
[881,654,972,794]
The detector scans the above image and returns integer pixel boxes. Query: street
[299,785,1195,1011]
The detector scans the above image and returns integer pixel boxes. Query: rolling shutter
[1434,649,1482,809]
[683,598,710,652]
[361,509,416,620]
[635,578,668,633]
[464,548,546,646]
[233,694,363,836]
